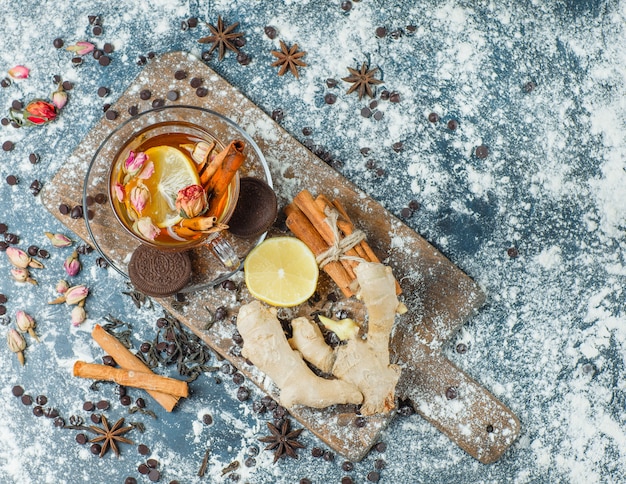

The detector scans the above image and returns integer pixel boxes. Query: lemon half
[244,237,319,307]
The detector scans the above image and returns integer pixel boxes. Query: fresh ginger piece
[237,301,363,409]
[317,315,360,341]
[289,317,336,374]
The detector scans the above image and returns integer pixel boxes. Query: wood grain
[40,51,519,463]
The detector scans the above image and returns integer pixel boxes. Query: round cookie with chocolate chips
[228,177,277,239]
[128,245,192,297]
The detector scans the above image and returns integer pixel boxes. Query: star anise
[198,16,244,61]
[341,63,383,99]
[89,415,134,457]
[270,41,307,78]
[258,419,305,463]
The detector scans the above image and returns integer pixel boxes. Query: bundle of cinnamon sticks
[285,189,401,298]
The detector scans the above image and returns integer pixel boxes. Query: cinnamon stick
[91,324,180,412]
[293,190,359,281]
[73,361,189,398]
[285,204,354,298]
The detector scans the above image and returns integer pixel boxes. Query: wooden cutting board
[40,51,520,463]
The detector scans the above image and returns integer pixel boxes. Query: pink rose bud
[64,285,89,305]
[16,311,39,342]
[8,65,29,79]
[124,151,148,177]
[56,279,69,294]
[45,231,73,248]
[66,41,95,55]
[11,268,36,285]
[130,185,150,214]
[52,89,68,110]
[24,100,57,125]
[6,247,31,268]
[63,250,81,277]
[7,329,26,365]
[71,306,87,327]
[114,182,125,202]
[133,217,160,241]
[138,161,155,180]
[175,184,208,219]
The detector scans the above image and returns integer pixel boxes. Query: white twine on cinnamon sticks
[316,207,366,268]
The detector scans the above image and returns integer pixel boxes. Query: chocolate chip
[139,89,151,100]
[98,55,111,66]
[236,52,251,65]
[475,144,489,159]
[392,141,403,152]
[38,248,49,259]
[302,126,312,136]
[11,385,23,397]
[341,478,354,484]
[202,414,213,425]
[234,37,246,48]
[195,87,208,97]
[1,118,9,126]
[375,458,386,469]
[232,372,244,384]
[151,99,165,108]
[59,204,70,215]
[326,78,338,88]
[190,77,202,88]
[97,86,109,97]
[236,386,250,401]
[93,49,103,60]
[148,470,160,482]
[2,141,14,151]
[174,70,187,80]
[125,478,137,484]
[361,107,372,118]
[271,109,284,122]
[445,386,458,400]
[27,245,38,257]
[83,401,95,412]
[264,26,277,39]
[120,395,131,406]
[408,199,420,210]
[95,193,107,204]
[140,342,151,353]
[138,463,149,475]
[62,81,73,91]
[103,43,114,54]
[93,25,103,36]
[180,20,189,31]
[44,408,59,418]
[0,305,5,315]
[4,233,18,244]
[456,343,468,354]
[0,242,8,251]
[311,447,323,458]
[380,90,390,100]
[342,461,354,471]
[354,416,366,427]
[90,413,101,424]
[341,1,352,11]
[71,57,83,66]
[323,451,335,461]
[128,105,139,116]
[486,424,494,433]
[70,205,84,219]
[375,26,387,38]
[6,175,18,186]
[53,38,64,48]
[137,55,147,66]
[76,433,88,445]
[389,92,400,103]
[166,90,178,101]
[0,225,6,236]
[136,397,146,409]
[29,153,40,164]
[21,395,33,406]
[30,180,43,195]
[373,111,384,121]
[447,119,458,130]
[214,306,228,321]
[507,247,519,258]
[222,280,237,291]
[524,81,536,93]
[96,400,109,410]
[116,385,126,397]
[244,457,256,467]
[146,458,158,469]
[138,444,150,455]
[105,109,118,120]
[11,100,23,110]
[367,471,380,482]
[324,93,337,104]
[88,15,101,25]
[428,112,439,123]
[0,78,10,88]
[187,17,198,28]
[201,50,212,61]
[374,442,387,452]
[90,443,102,455]
[400,207,412,218]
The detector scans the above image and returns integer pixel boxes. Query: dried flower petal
[124,151,148,177]
[138,161,155,180]
[71,306,87,326]
[129,185,150,215]
[6,247,31,268]
[52,89,68,110]
[64,285,89,305]
[16,311,39,342]
[56,279,69,294]
[23,100,57,125]
[63,250,81,277]
[8,65,29,80]
[114,182,125,203]
[66,41,95,56]
[133,217,160,241]
[175,184,208,219]
[11,267,36,285]
[7,329,26,365]
[45,232,73,248]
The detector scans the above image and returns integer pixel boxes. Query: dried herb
[102,314,133,349]
[88,415,134,457]
[341,63,383,99]
[198,16,244,61]
[198,447,211,477]
[259,419,305,463]
[122,282,151,309]
[270,40,307,78]
[221,460,240,476]
[129,406,157,419]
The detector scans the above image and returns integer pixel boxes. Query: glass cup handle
[206,233,240,270]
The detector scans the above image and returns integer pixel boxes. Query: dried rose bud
[16,311,39,342]
[137,161,155,180]
[175,184,208,219]
[23,100,57,125]
[11,267,37,285]
[7,328,26,365]
[45,231,73,248]
[65,41,95,56]
[56,279,69,294]
[71,306,87,327]
[6,247,31,268]
[129,185,150,214]
[63,250,81,277]
[133,217,160,241]
[51,89,68,110]
[64,285,88,305]
[123,151,148,177]
[113,182,125,202]
[8,65,29,79]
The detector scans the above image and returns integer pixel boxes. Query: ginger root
[237,261,402,415]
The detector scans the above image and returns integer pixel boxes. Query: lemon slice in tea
[141,146,200,228]
[244,237,319,307]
